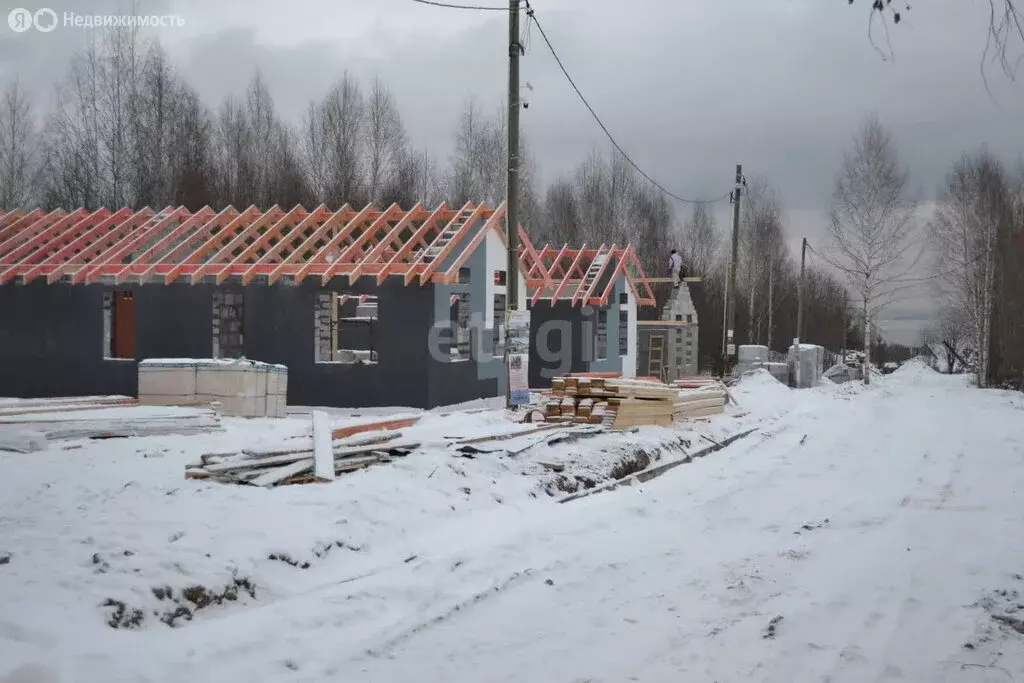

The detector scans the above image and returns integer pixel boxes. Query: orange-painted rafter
[0,209,71,261]
[82,207,192,284]
[415,202,488,286]
[0,209,45,249]
[268,204,355,285]
[348,201,424,285]
[128,206,225,283]
[0,209,92,284]
[192,205,287,284]
[321,203,404,284]
[0,203,655,295]
[299,203,377,285]
[379,202,451,286]
[65,209,158,284]
[18,208,132,285]
[240,204,331,285]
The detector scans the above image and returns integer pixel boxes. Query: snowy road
[342,366,1024,682]
[3,364,1024,683]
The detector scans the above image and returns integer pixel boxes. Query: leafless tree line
[0,26,678,275]
[664,184,851,373]
[924,150,1024,388]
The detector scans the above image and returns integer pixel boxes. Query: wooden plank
[312,410,334,482]
[331,416,419,441]
[253,458,314,487]
[453,422,563,446]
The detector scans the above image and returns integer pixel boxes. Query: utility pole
[724,163,742,376]
[796,237,807,343]
[767,261,774,351]
[504,0,521,409]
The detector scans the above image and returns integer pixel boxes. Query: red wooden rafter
[0,209,92,284]
[20,209,138,285]
[0,203,657,297]
[81,207,192,284]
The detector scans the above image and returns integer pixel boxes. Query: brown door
[113,292,136,358]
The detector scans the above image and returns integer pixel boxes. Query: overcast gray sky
[3,0,1023,344]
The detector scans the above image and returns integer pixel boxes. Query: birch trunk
[862,296,871,386]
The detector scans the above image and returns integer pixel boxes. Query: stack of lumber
[671,376,721,390]
[543,376,679,429]
[0,399,221,442]
[672,381,728,420]
[185,414,420,487]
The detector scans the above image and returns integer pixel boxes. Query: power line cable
[524,1,731,205]
[411,0,732,205]
[410,0,510,10]
[805,241,988,284]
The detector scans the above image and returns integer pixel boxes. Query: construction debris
[186,415,421,487]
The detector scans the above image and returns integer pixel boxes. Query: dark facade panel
[0,283,135,398]
[0,278,509,409]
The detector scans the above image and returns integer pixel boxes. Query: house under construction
[0,203,655,408]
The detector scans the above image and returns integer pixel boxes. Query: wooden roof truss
[528,243,655,307]
[0,205,652,299]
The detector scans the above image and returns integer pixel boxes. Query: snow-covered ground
[3,364,1024,682]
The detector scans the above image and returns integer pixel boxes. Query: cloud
[3,0,1022,344]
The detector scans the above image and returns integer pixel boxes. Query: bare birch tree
[364,77,406,204]
[302,74,365,206]
[0,80,37,209]
[928,150,1011,387]
[826,115,921,384]
[740,177,784,344]
[679,202,719,279]
[448,99,505,206]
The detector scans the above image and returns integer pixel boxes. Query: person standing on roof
[668,249,683,288]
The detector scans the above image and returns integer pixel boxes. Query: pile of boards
[0,396,221,452]
[544,376,680,429]
[186,415,420,487]
[670,380,729,419]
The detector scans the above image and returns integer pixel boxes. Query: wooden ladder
[421,207,473,264]
[573,248,608,305]
[647,333,665,379]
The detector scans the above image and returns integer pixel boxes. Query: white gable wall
[483,227,527,330]
[621,286,637,378]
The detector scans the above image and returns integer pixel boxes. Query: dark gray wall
[0,278,502,409]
